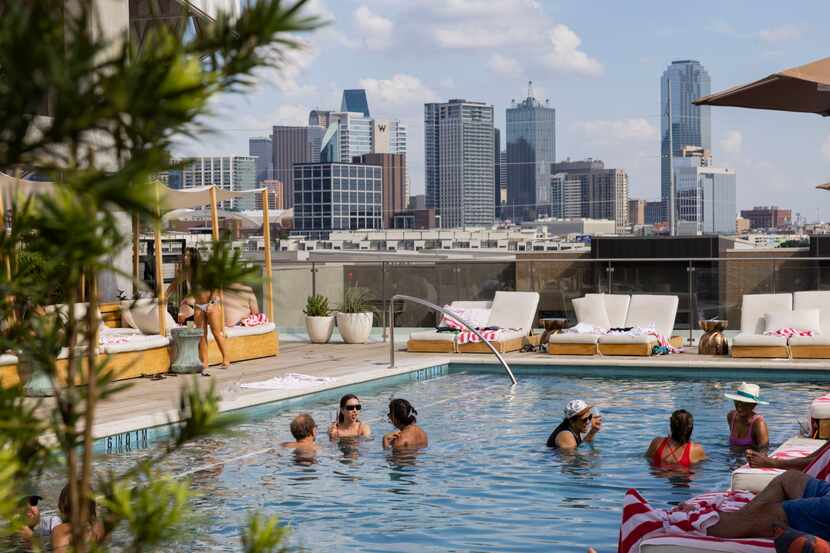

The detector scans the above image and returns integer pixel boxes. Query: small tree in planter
[336,287,375,344]
[303,294,334,344]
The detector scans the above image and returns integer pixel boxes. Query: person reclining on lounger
[547,399,602,449]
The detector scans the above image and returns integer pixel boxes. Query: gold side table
[698,320,728,355]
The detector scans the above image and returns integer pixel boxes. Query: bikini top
[729,413,763,447]
[653,437,692,467]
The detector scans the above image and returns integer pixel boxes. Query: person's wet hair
[338,394,360,424]
[388,398,417,426]
[290,414,317,440]
[58,483,97,523]
[670,409,694,444]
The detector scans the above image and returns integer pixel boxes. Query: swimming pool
[59,366,830,551]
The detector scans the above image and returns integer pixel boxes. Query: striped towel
[240,313,269,327]
[456,329,501,345]
[804,442,830,480]
[618,488,756,553]
[764,328,816,337]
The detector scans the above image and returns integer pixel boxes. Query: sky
[184,0,830,221]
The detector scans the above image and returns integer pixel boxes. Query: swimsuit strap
[656,438,688,465]
[680,442,692,466]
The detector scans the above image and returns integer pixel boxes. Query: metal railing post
[687,260,696,346]
[388,293,517,386]
[311,262,317,296]
[381,261,387,341]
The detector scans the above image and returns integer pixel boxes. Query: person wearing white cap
[546,399,603,449]
[725,382,769,450]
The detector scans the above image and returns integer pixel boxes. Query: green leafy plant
[338,286,375,314]
[303,294,331,317]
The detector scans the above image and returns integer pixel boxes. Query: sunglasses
[344,404,362,411]
[580,414,593,422]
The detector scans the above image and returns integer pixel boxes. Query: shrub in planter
[336,287,375,344]
[303,294,334,344]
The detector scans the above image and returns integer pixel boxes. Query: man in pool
[281,414,319,455]
[547,399,602,449]
[705,469,830,541]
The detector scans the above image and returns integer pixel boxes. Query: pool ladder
[387,294,517,385]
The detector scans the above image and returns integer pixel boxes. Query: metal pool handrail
[388,294,517,386]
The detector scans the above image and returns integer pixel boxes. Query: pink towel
[239,313,268,327]
[764,327,815,337]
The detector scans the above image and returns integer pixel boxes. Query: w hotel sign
[372,120,390,153]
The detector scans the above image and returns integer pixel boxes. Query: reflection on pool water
[55,368,830,551]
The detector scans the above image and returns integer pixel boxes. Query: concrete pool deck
[44,341,830,440]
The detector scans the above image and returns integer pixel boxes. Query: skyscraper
[674,149,736,235]
[355,153,406,229]
[171,156,257,210]
[550,159,629,230]
[494,128,501,218]
[272,125,324,208]
[340,89,370,117]
[661,60,711,225]
[424,99,495,228]
[308,109,332,128]
[506,82,556,222]
[248,137,272,183]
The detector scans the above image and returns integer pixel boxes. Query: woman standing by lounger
[645,409,706,467]
[725,382,769,450]
[329,394,372,439]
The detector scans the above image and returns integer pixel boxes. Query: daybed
[731,293,793,358]
[789,291,830,359]
[548,293,630,355]
[730,435,824,493]
[455,291,540,353]
[406,300,492,354]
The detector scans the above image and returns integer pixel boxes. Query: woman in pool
[725,382,769,450]
[329,394,372,439]
[51,483,105,553]
[645,409,706,467]
[546,399,602,449]
[383,398,428,449]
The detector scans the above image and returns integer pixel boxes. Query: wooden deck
[32,341,830,440]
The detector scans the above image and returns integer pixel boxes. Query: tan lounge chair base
[598,336,685,357]
[548,343,597,356]
[790,346,830,359]
[457,335,524,354]
[207,330,280,365]
[731,346,789,358]
[406,339,455,353]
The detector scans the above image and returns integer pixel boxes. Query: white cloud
[759,24,803,43]
[706,18,738,36]
[721,130,743,155]
[573,118,658,143]
[273,103,310,126]
[543,24,604,77]
[822,134,830,161]
[359,74,438,107]
[489,53,522,76]
[353,5,394,50]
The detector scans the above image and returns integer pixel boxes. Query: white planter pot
[336,312,373,344]
[305,315,335,344]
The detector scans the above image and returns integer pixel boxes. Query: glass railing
[203,255,830,341]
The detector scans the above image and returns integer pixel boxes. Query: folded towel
[239,373,335,390]
[240,313,269,327]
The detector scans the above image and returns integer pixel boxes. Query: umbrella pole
[154,191,166,336]
[209,186,226,331]
[261,189,273,322]
[132,214,139,297]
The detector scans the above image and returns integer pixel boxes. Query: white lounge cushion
[0,353,18,366]
[486,329,524,342]
[439,305,490,329]
[788,334,830,346]
[573,296,610,328]
[741,293,792,334]
[100,327,142,337]
[625,295,679,338]
[765,308,820,334]
[549,333,600,344]
[794,291,830,335]
[640,536,772,552]
[450,300,493,310]
[730,437,823,493]
[100,334,170,354]
[225,322,276,338]
[586,293,630,328]
[120,300,178,336]
[485,291,539,334]
[597,334,658,345]
[731,333,788,347]
[810,393,830,419]
[409,330,456,342]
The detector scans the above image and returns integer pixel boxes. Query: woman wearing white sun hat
[546,399,603,449]
[725,382,769,450]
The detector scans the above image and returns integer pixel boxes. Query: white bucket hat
[564,399,593,419]
[724,382,769,405]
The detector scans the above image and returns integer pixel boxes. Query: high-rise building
[320,112,406,163]
[674,150,736,235]
[506,82,556,222]
[550,173,583,219]
[499,150,507,189]
[424,99,495,228]
[292,161,382,239]
[661,60,711,225]
[354,153,406,229]
[494,128,501,218]
[272,125,324,208]
[170,156,257,210]
[256,179,285,210]
[645,201,663,225]
[629,199,647,226]
[551,159,629,230]
[740,206,793,230]
[308,109,332,128]
[248,137,273,183]
[340,89,370,117]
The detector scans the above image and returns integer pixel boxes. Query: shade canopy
[152,182,258,211]
[693,57,830,115]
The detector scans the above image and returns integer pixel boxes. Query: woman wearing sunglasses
[546,399,602,449]
[329,394,372,439]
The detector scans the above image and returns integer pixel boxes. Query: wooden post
[132,213,139,296]
[209,186,225,329]
[261,189,273,321]
[154,187,166,335]
[0,185,9,281]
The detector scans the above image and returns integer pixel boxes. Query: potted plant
[335,287,375,344]
[303,294,335,344]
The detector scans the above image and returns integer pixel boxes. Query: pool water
[60,369,830,551]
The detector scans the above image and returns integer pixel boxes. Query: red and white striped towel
[639,535,773,552]
[763,327,815,337]
[240,313,269,327]
[456,329,501,345]
[618,488,754,553]
[804,442,830,481]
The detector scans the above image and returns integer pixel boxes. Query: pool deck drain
[42,341,829,440]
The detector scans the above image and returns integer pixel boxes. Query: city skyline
[181,0,830,221]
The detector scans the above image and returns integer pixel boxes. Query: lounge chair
[730,436,824,493]
[789,291,830,359]
[456,291,540,354]
[731,293,792,358]
[548,293,630,355]
[0,354,19,387]
[406,300,492,353]
[597,295,681,356]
